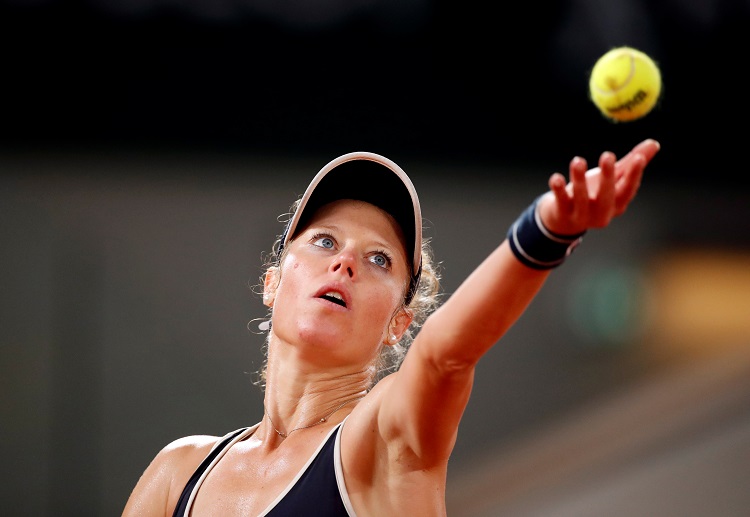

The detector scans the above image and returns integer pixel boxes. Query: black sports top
[172,420,356,516]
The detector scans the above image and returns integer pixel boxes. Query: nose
[330,249,356,280]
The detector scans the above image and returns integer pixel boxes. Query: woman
[123,139,661,516]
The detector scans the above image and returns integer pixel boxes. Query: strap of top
[172,426,252,517]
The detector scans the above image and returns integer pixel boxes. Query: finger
[583,151,615,226]
[597,151,616,193]
[616,139,661,179]
[569,156,589,207]
[549,172,572,214]
[631,138,661,163]
[596,151,617,210]
[615,153,646,214]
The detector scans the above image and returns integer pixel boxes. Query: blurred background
[2,0,749,515]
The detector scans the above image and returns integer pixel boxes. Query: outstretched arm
[383,139,661,464]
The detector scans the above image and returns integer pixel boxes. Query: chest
[189,427,341,517]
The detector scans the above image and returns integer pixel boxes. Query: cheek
[381,274,409,309]
[367,282,404,322]
[276,258,307,299]
[269,257,300,308]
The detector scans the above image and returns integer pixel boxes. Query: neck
[265,342,373,398]
[260,335,374,437]
[264,394,365,438]
[262,371,369,438]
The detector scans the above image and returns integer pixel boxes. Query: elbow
[416,319,482,375]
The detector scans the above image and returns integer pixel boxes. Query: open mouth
[320,292,347,308]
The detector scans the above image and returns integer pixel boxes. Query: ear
[263,267,279,307]
[385,307,414,346]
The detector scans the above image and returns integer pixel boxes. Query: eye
[370,250,392,269]
[312,233,335,249]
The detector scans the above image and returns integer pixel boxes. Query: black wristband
[507,196,586,270]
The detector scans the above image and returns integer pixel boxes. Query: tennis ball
[589,46,662,122]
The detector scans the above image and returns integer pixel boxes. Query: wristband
[507,196,586,270]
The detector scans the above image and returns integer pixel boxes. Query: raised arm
[383,139,661,463]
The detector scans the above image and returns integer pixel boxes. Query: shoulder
[157,430,248,488]
[150,433,224,476]
[162,433,223,459]
[161,424,254,460]
[122,433,228,516]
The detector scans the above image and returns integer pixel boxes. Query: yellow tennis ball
[589,46,662,122]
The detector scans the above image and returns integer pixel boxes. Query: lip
[313,282,352,310]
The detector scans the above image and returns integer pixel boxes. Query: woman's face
[268,199,411,369]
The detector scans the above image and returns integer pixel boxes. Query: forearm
[420,239,551,366]
[418,138,661,366]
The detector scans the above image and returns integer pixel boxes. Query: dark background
[2,1,750,516]
[2,0,746,183]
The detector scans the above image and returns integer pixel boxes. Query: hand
[539,138,661,235]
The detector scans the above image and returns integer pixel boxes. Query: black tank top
[172,421,354,516]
